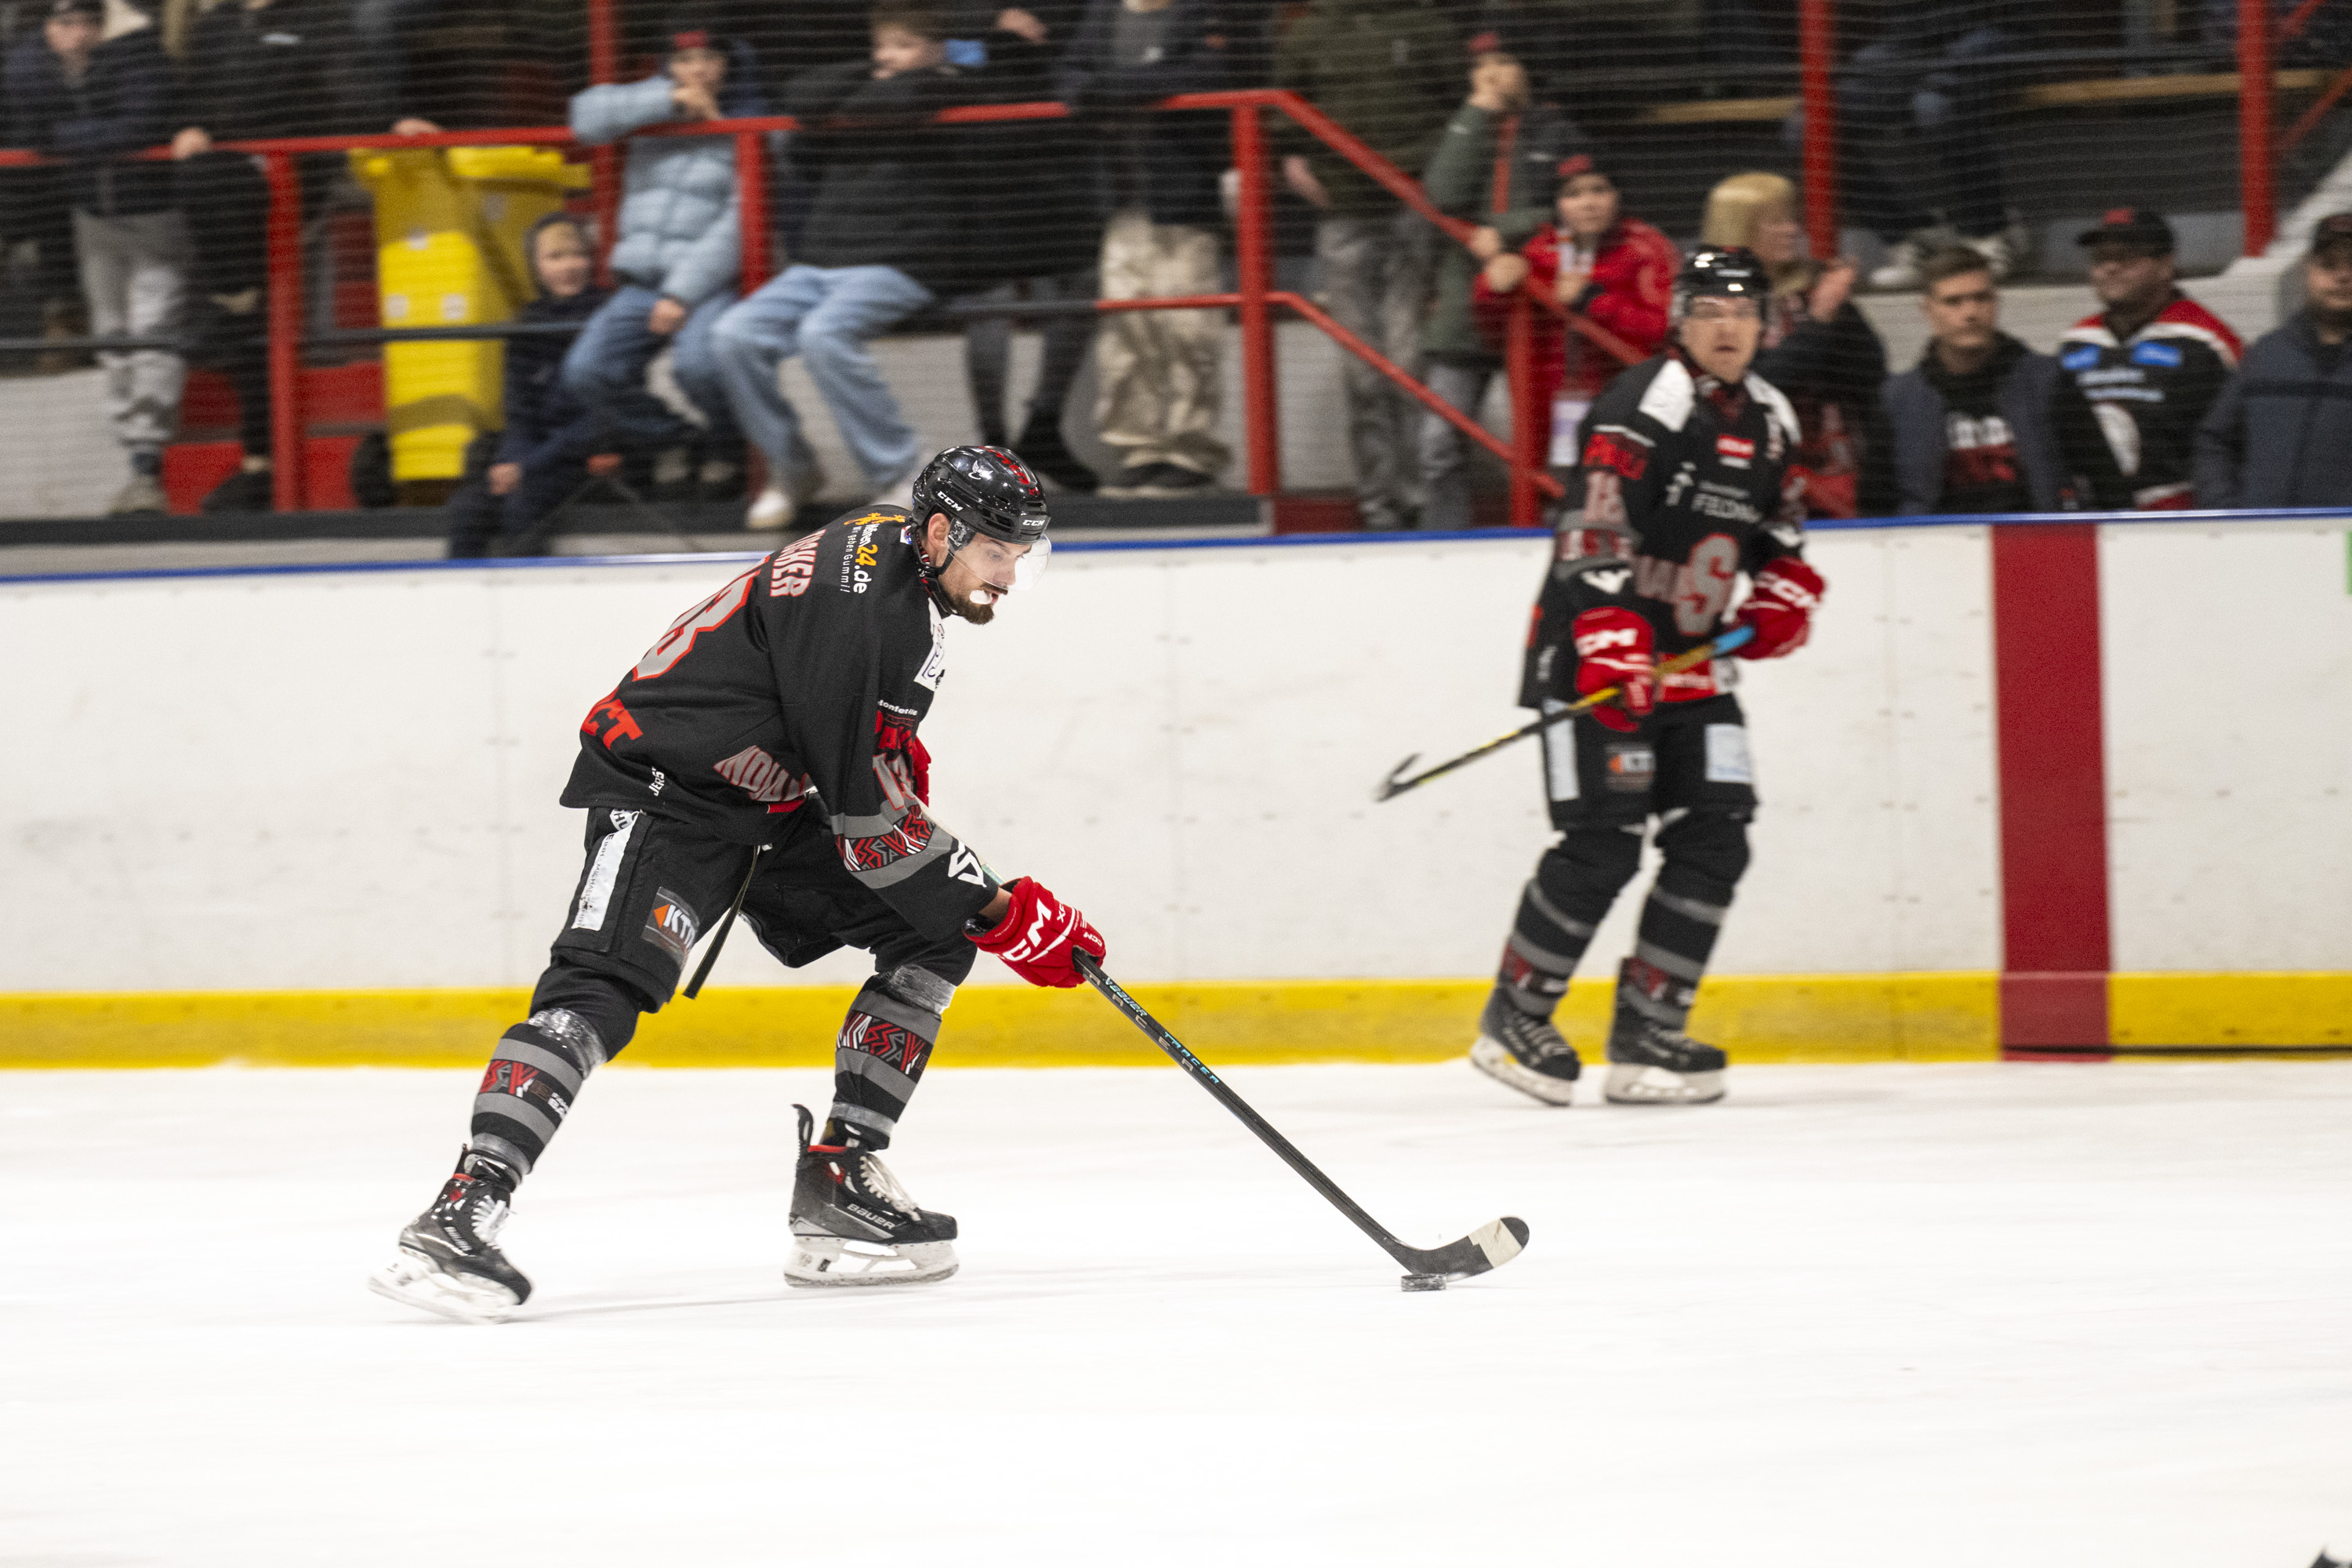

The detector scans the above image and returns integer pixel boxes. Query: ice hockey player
[1470,246,1825,1108]
[2054,207,2242,510]
[371,446,1105,1322]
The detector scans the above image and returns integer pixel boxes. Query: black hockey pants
[469,805,977,1175]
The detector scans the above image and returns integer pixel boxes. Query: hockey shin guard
[470,1007,611,1178]
[1497,825,1644,1018]
[1633,808,1750,993]
[824,965,956,1150]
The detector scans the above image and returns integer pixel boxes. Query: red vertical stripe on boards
[1989,524,2112,1055]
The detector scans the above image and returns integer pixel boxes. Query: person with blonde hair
[1700,171,1892,517]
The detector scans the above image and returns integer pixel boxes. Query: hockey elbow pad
[1736,558,1824,659]
[1570,606,1656,734]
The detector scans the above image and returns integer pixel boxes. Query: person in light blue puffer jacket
[560,10,762,496]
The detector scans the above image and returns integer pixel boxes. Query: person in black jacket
[5,0,183,515]
[443,216,611,559]
[169,0,363,514]
[712,0,978,513]
[1882,245,2062,513]
[954,2,1102,492]
[2195,213,2352,509]
[1057,0,1231,497]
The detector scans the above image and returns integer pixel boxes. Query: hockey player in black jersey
[372,446,1105,1322]
[1470,247,1827,1108]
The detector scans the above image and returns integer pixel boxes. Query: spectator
[1882,245,2062,514]
[1703,171,1893,517]
[2194,212,2352,509]
[1276,0,1462,530]
[169,0,361,513]
[5,0,183,516]
[714,1,976,521]
[562,12,754,514]
[1413,46,1581,531]
[957,2,1102,492]
[1844,1,2035,291]
[1058,0,1230,498]
[1470,152,1676,473]
[2053,206,2241,512]
[443,216,609,559]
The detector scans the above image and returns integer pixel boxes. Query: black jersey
[1523,353,1809,709]
[562,506,998,941]
[2053,294,2241,510]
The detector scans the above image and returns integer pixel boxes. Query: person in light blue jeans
[711,263,933,505]
[561,13,760,496]
[715,5,977,524]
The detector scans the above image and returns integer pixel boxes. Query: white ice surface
[3,1062,2348,1566]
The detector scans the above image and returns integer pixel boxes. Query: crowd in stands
[0,0,2347,535]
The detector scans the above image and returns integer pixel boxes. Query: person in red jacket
[1472,154,1679,464]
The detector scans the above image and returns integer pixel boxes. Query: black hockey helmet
[911,445,1051,549]
[909,445,1051,599]
[1671,244,1768,322]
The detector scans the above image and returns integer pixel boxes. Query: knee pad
[1653,808,1751,903]
[528,959,652,1059]
[1537,823,1645,909]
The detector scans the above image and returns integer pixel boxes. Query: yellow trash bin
[351,146,592,483]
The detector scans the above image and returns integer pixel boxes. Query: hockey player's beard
[942,579,1000,625]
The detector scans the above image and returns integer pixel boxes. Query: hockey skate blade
[368,1249,521,1324]
[1602,1063,1726,1106]
[784,1234,959,1289]
[1468,1036,1579,1106]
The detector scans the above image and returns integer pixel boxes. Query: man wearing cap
[2053,207,2242,511]
[2194,213,2352,508]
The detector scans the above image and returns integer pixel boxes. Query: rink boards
[5,517,2349,1065]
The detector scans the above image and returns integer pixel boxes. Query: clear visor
[952,532,1050,603]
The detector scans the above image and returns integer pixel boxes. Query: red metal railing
[1,89,1592,521]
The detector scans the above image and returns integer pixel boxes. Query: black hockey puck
[1400,1272,1448,1292]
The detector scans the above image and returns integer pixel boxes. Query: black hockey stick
[683,844,765,1000]
[1374,623,1756,803]
[1074,949,1529,1290]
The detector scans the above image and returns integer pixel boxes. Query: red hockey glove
[1569,606,1656,734]
[1735,557,1824,660]
[969,877,1105,989]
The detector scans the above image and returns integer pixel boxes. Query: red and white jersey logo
[1715,434,1755,468]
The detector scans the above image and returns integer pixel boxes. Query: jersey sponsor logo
[914,601,949,691]
[649,767,666,796]
[713,743,804,804]
[2061,344,2102,371]
[768,532,822,598]
[1584,429,1650,480]
[1579,567,1632,595]
[839,518,887,594]
[581,691,642,750]
[2130,340,2183,368]
[1687,488,1762,524]
[1602,742,1655,793]
[641,888,700,965]
[1715,434,1755,468]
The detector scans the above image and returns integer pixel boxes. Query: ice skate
[368,1150,532,1323]
[784,1105,960,1287]
[1604,958,1726,1105]
[1468,989,1582,1106]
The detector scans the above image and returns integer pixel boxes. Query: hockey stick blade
[1074,951,1531,1286]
